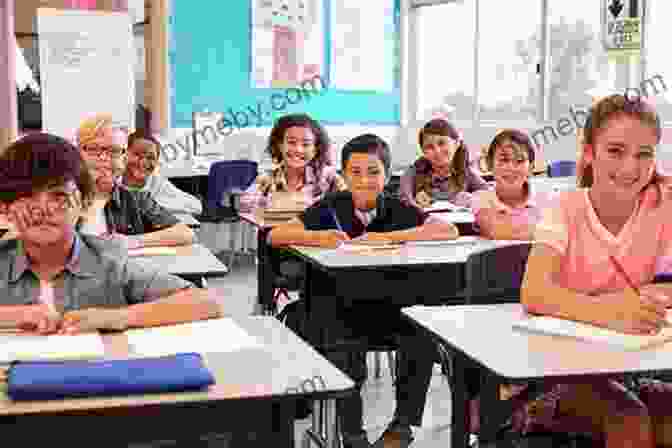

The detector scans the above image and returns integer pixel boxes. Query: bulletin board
[169,0,400,129]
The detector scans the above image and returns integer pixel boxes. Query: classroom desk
[174,212,201,229]
[130,244,229,286]
[402,304,672,447]
[0,316,355,447]
[239,212,298,315]
[290,238,519,348]
[529,176,578,193]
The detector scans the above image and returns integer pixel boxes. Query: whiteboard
[37,8,135,140]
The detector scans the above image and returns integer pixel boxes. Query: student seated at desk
[521,94,672,448]
[239,113,346,213]
[270,134,458,448]
[400,118,489,210]
[0,133,220,334]
[75,114,195,249]
[472,129,557,240]
[123,130,202,215]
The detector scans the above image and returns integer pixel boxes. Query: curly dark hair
[266,113,331,170]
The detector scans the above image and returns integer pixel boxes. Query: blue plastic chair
[199,160,258,268]
[547,160,576,177]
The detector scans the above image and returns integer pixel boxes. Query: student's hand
[639,284,672,307]
[60,308,129,334]
[100,232,143,250]
[316,230,350,248]
[415,191,432,208]
[603,289,668,335]
[18,305,62,334]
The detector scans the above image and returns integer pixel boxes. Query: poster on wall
[330,0,396,92]
[251,0,324,88]
[37,8,135,140]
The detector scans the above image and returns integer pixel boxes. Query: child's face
[421,133,458,170]
[491,139,531,192]
[80,144,127,193]
[584,115,657,200]
[126,139,159,184]
[280,126,317,171]
[8,181,81,245]
[344,152,386,210]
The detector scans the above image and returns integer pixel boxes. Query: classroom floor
[208,251,454,447]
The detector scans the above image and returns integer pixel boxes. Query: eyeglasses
[127,150,158,163]
[81,145,126,161]
[10,193,74,217]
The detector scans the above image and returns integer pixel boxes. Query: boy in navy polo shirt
[270,134,458,448]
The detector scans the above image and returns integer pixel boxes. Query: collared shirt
[239,163,347,213]
[78,184,179,236]
[471,185,557,231]
[0,234,192,311]
[300,191,424,238]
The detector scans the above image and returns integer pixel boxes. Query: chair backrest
[465,242,532,305]
[548,160,576,177]
[206,160,258,209]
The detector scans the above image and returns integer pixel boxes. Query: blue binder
[8,353,215,401]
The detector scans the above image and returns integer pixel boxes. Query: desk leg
[451,351,470,448]
[257,227,274,315]
[303,261,319,346]
[478,368,502,445]
[324,399,339,448]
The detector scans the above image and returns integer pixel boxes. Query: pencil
[610,255,670,328]
[609,255,640,295]
[329,208,344,232]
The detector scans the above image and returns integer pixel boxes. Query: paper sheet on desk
[0,333,105,363]
[128,247,179,257]
[125,319,262,357]
[513,311,672,350]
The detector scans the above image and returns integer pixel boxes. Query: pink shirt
[535,185,672,294]
[471,186,557,235]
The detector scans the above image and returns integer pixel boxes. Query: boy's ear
[582,144,595,165]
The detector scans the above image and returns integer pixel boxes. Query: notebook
[513,311,672,350]
[0,333,105,363]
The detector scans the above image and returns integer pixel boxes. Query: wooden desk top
[130,244,228,277]
[0,317,354,415]
[239,212,297,230]
[291,237,522,270]
[403,304,672,381]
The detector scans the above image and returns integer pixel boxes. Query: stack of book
[263,193,306,224]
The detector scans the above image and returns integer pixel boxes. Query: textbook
[0,333,105,363]
[513,311,672,350]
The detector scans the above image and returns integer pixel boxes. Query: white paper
[0,333,105,363]
[513,311,672,350]
[330,0,396,91]
[125,319,262,357]
[37,9,134,140]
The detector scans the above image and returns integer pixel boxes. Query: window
[646,0,672,123]
[416,2,475,122]
[547,0,617,121]
[477,0,540,123]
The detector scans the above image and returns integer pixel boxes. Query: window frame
[407,0,647,129]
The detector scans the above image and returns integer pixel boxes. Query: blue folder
[7,353,215,401]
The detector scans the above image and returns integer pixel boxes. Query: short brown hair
[0,133,96,208]
[581,94,661,188]
[486,129,536,171]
